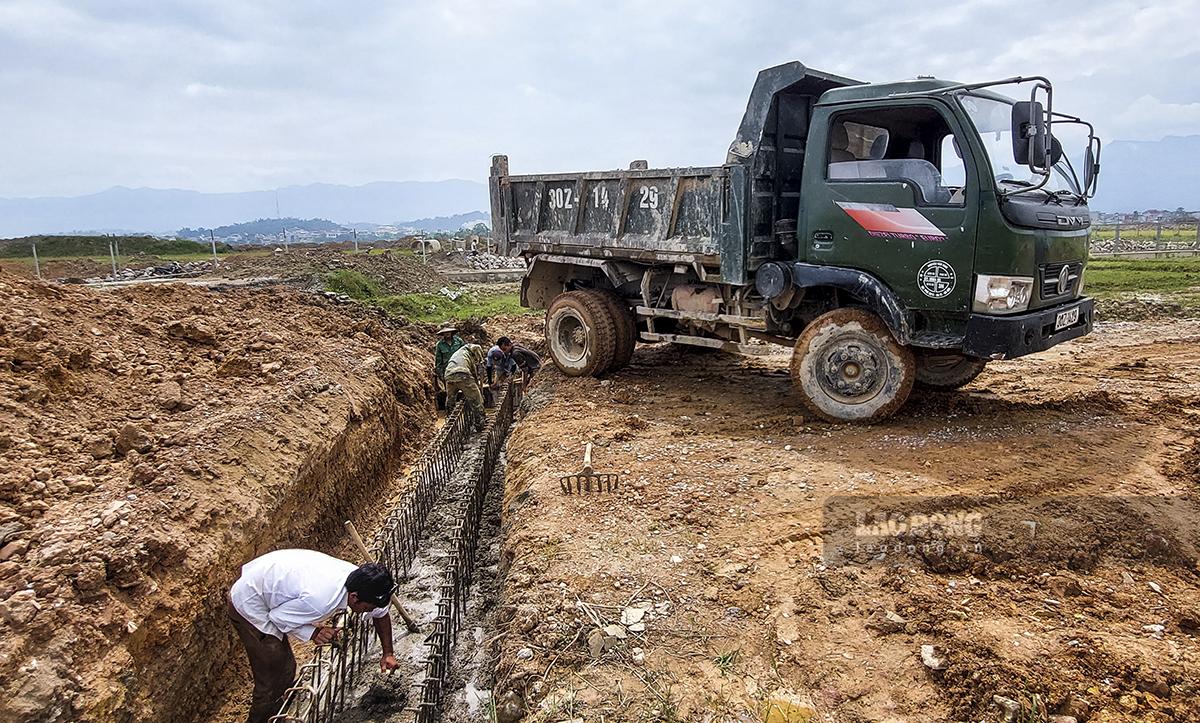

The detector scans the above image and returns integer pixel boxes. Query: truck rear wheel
[545,291,616,377]
[591,289,636,371]
[790,308,915,423]
[915,351,987,390]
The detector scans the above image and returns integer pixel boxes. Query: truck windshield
[958,94,1079,195]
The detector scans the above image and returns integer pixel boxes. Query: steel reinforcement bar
[414,381,519,723]
[270,401,476,723]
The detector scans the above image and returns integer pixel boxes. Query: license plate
[1054,306,1080,331]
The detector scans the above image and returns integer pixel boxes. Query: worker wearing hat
[227,550,399,722]
[443,342,487,431]
[433,325,465,381]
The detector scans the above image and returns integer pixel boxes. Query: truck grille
[1040,262,1083,299]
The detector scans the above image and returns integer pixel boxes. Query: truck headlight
[973,274,1034,314]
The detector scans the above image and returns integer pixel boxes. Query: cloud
[0,0,1197,197]
[1112,95,1200,141]
[183,83,229,98]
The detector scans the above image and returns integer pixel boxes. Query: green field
[1084,256,1200,315]
[323,270,532,322]
[1085,256,1200,295]
[1090,224,1200,244]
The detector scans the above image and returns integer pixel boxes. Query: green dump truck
[488,61,1101,422]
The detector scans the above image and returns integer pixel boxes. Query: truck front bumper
[962,297,1094,360]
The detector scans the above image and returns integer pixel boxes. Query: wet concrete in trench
[336,433,507,722]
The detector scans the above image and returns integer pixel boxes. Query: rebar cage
[269,381,521,723]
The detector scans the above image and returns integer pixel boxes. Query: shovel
[559,442,620,494]
[434,375,447,411]
[344,521,421,633]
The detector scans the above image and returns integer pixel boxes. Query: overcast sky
[1,0,1198,198]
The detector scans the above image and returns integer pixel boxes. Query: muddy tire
[545,291,616,377]
[915,351,987,390]
[591,289,636,371]
[790,308,915,423]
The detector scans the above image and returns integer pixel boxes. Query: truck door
[801,102,980,327]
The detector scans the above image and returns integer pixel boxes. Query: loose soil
[491,319,1200,722]
[213,247,449,294]
[0,271,437,721]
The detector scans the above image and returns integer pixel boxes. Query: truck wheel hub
[555,315,588,362]
[822,344,882,399]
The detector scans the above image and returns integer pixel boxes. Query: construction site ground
[4,248,1200,723]
[493,319,1200,723]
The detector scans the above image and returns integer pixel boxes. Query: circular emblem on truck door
[917,260,956,299]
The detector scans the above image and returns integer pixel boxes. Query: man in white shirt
[227,549,401,722]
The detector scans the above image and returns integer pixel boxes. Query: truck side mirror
[1048,135,1064,167]
[1083,140,1100,196]
[1011,100,1047,167]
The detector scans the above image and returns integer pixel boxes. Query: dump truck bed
[488,62,861,285]
[489,159,729,266]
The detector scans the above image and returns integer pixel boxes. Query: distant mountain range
[1091,135,1200,213]
[176,212,490,242]
[0,180,488,237]
[0,134,1193,236]
[392,211,489,233]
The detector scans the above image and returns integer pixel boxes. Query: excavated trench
[191,368,434,723]
[260,383,521,723]
[336,441,508,723]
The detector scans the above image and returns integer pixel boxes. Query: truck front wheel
[790,308,915,423]
[545,291,617,377]
[915,351,987,390]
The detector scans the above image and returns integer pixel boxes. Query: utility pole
[31,239,41,279]
[209,229,218,268]
[108,239,118,280]
[352,228,359,254]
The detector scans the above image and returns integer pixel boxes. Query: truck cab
[490,61,1100,422]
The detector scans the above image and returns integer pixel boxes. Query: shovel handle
[583,442,593,475]
[345,521,421,633]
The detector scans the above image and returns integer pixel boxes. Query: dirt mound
[216,247,447,294]
[0,271,435,721]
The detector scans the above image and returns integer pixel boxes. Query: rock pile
[82,260,213,283]
[461,251,526,271]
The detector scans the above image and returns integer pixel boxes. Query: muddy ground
[0,271,438,721]
[492,319,1200,723]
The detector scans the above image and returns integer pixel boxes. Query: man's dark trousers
[227,599,296,723]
